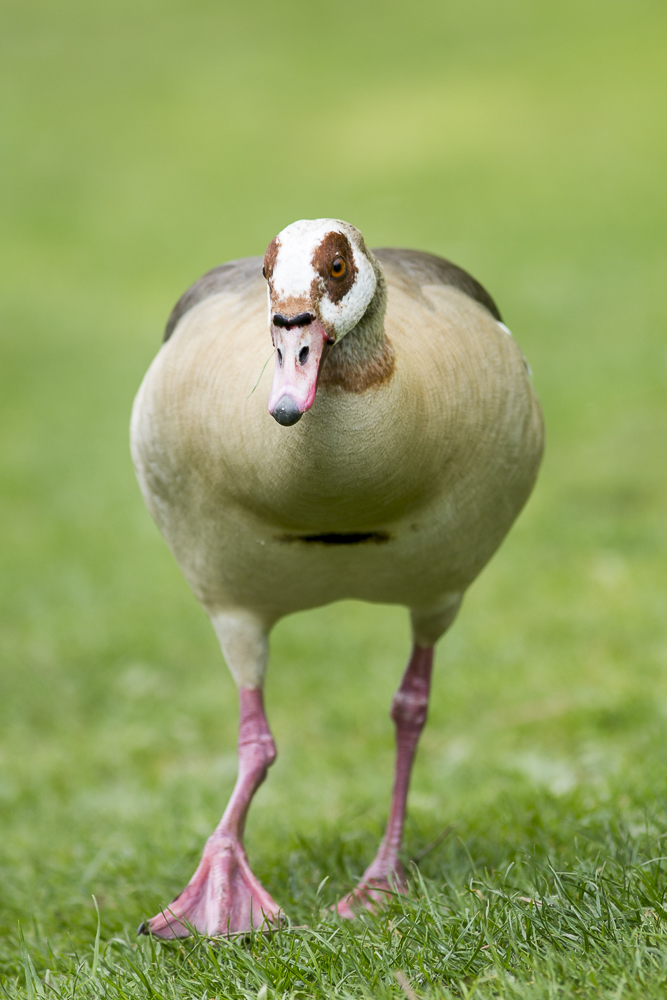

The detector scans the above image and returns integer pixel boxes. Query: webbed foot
[141,832,282,938]
[333,858,408,919]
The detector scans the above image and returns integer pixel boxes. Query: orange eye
[330,257,347,279]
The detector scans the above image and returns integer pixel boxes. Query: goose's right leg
[140,613,281,939]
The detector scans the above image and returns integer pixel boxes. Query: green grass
[1,0,667,995]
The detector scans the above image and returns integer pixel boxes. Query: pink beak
[268,315,332,426]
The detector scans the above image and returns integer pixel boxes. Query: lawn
[1,0,667,996]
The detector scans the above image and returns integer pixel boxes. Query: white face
[263,218,377,342]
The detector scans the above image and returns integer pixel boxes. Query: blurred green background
[1,0,666,979]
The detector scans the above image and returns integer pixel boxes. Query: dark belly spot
[277,531,390,545]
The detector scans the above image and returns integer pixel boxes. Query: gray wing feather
[163,256,264,342]
[372,247,502,322]
[163,248,501,343]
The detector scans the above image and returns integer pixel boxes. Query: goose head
[263,219,379,426]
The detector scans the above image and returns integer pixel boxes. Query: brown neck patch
[319,335,395,394]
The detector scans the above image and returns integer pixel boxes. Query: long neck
[319,257,394,393]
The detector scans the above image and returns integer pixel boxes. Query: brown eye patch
[263,236,280,281]
[312,231,357,303]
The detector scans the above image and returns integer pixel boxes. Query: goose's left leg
[334,643,432,917]
[335,597,461,918]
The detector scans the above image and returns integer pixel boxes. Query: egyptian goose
[131,218,543,937]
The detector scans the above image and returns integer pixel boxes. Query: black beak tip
[271,394,303,426]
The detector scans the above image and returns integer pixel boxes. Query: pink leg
[335,644,434,918]
[141,688,282,938]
